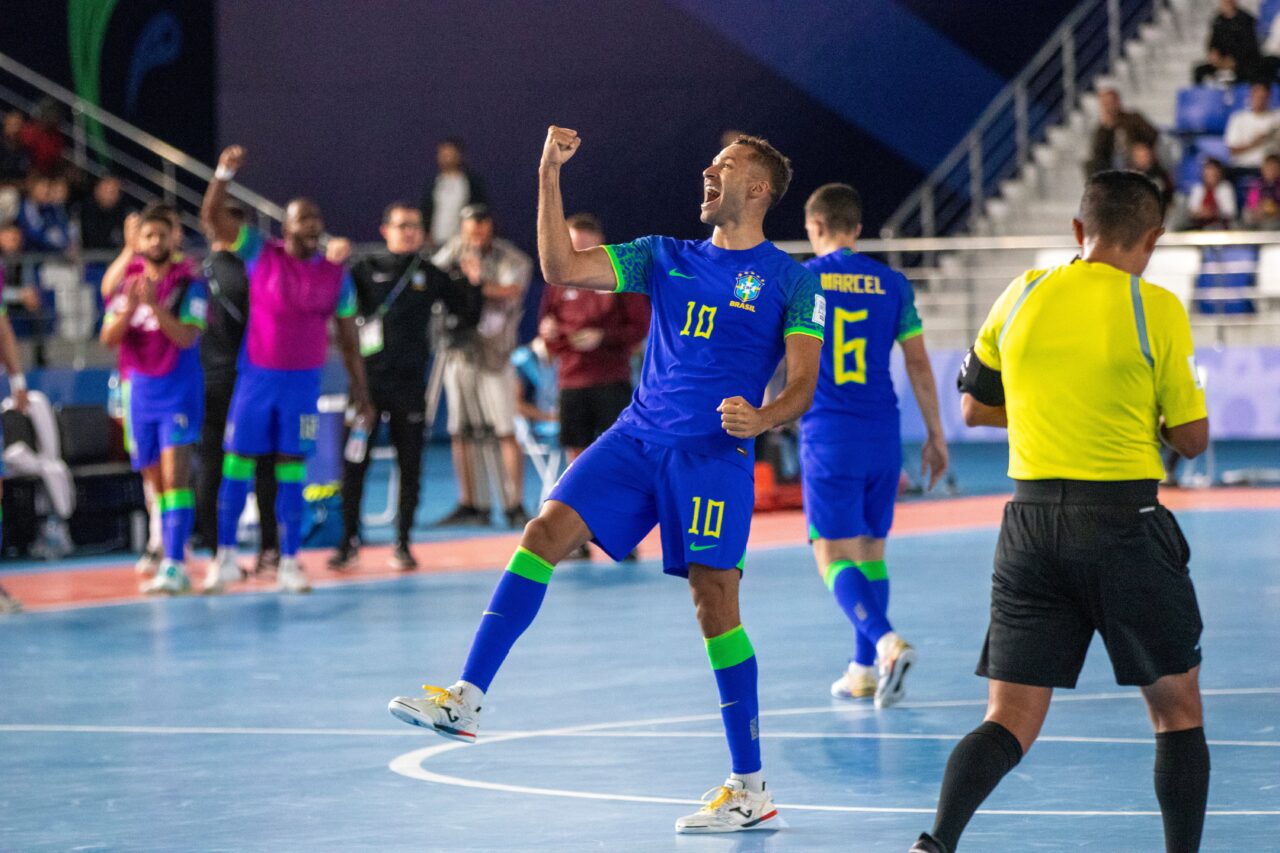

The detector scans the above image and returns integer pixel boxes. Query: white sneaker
[675,779,777,833]
[275,557,311,593]
[134,548,162,578]
[388,684,481,742]
[875,633,917,710]
[202,550,244,594]
[140,561,192,595]
[831,663,878,699]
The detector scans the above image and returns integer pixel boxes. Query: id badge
[358,316,384,356]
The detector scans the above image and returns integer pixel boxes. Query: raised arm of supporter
[142,277,205,349]
[537,126,617,291]
[99,212,139,300]
[201,146,246,246]
[99,285,140,348]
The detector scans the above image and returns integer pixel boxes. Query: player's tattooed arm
[202,146,246,246]
[537,126,617,291]
[718,333,822,439]
[99,212,140,301]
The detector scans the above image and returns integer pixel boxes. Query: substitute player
[800,183,947,709]
[200,146,373,594]
[0,291,29,613]
[390,127,825,833]
[910,172,1210,853]
[100,204,207,594]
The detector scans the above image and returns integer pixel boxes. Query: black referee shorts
[558,381,633,450]
[977,479,1203,689]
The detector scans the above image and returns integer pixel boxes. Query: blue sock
[826,560,892,662]
[460,547,553,692]
[275,460,306,557]
[159,488,194,563]
[706,625,761,775]
[217,454,253,548]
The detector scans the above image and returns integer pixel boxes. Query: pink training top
[233,228,355,371]
[112,255,197,379]
[107,261,207,379]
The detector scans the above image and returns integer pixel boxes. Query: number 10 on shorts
[688,496,725,538]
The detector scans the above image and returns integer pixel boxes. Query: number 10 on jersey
[680,301,716,339]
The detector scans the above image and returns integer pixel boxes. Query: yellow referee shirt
[973,259,1207,481]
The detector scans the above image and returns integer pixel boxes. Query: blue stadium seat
[1261,0,1280,32]
[1176,136,1232,193]
[1176,87,1232,134]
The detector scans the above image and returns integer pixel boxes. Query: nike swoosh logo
[719,701,738,709]
[668,268,696,279]
[690,543,718,551]
[482,611,503,617]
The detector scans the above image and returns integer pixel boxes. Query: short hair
[460,202,491,223]
[1203,157,1225,172]
[382,200,421,224]
[1078,170,1164,249]
[566,212,603,235]
[804,183,863,234]
[138,202,176,230]
[730,134,792,208]
[1265,153,1280,167]
[439,137,464,152]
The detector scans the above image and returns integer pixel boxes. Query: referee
[911,172,1210,853]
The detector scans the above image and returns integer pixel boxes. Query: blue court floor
[2,505,1278,851]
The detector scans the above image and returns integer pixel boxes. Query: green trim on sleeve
[229,224,250,254]
[180,313,207,331]
[603,244,626,294]
[506,546,554,585]
[784,326,824,341]
[705,624,755,670]
[896,326,924,343]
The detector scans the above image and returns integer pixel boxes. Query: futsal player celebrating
[910,172,1210,853]
[800,183,948,708]
[0,296,29,613]
[390,126,826,833]
[100,204,207,594]
[200,146,373,594]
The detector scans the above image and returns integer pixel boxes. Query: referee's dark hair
[382,200,420,224]
[805,183,863,234]
[1078,170,1165,249]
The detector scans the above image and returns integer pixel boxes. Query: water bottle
[344,416,369,464]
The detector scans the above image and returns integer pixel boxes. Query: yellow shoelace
[421,684,454,706]
[698,786,735,813]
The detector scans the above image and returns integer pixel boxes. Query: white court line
[386,687,1280,818]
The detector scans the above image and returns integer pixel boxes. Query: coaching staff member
[328,202,481,572]
[194,203,279,576]
[911,171,1210,853]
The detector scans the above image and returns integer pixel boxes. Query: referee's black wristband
[957,347,1005,407]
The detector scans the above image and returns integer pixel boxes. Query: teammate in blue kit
[800,184,948,709]
[390,126,825,833]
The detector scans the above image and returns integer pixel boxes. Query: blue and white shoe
[140,561,192,595]
[389,684,480,742]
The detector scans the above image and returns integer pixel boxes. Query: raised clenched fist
[218,145,245,173]
[541,126,581,169]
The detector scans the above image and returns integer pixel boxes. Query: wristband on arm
[956,347,1005,407]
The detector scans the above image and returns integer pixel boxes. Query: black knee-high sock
[1154,727,1210,853]
[930,721,1024,852]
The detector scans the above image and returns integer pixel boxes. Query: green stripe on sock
[506,546,554,584]
[823,560,856,592]
[275,461,307,483]
[222,454,254,480]
[857,560,888,581]
[705,624,754,670]
[158,489,194,512]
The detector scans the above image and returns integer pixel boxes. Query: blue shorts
[224,364,322,458]
[548,428,754,577]
[130,397,202,470]
[801,437,900,541]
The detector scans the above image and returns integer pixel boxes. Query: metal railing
[881,0,1165,239]
[0,51,281,235]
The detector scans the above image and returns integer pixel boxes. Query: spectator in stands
[1225,81,1280,172]
[420,138,488,249]
[327,202,482,572]
[17,174,71,253]
[538,213,648,463]
[78,175,133,251]
[0,111,31,185]
[18,99,65,177]
[1243,153,1280,228]
[1127,142,1175,210]
[0,289,30,613]
[432,203,532,528]
[1184,157,1237,229]
[1085,87,1159,177]
[0,224,46,368]
[193,202,279,571]
[1193,0,1261,84]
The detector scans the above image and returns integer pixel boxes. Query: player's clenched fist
[718,396,768,439]
[218,145,245,173]
[541,126,581,169]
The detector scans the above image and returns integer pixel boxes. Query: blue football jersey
[604,236,824,466]
[800,249,922,442]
